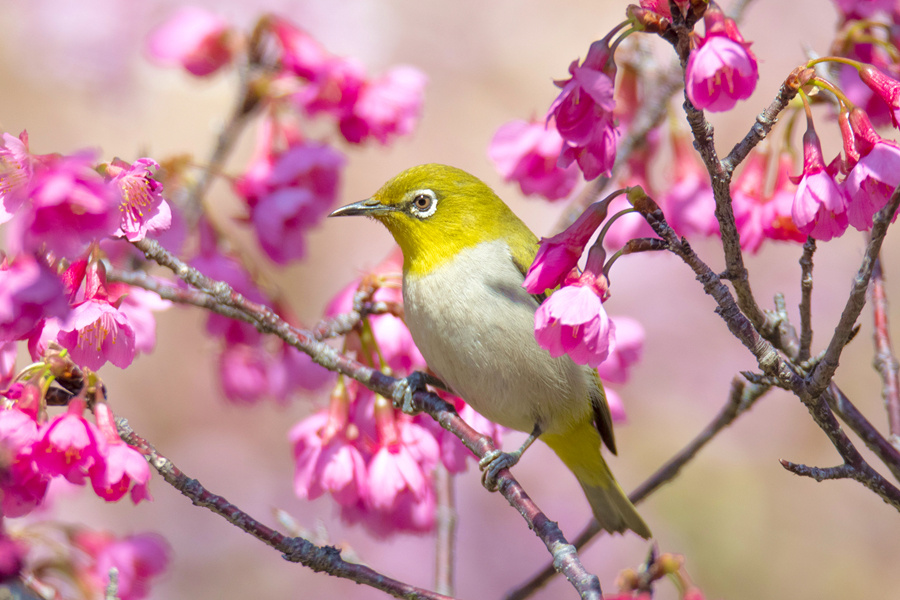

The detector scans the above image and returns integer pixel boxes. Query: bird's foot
[391,371,446,415]
[479,449,524,492]
[478,424,542,492]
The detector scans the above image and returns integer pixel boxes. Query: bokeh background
[1,0,899,598]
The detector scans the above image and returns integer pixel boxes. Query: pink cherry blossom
[549,37,620,180]
[57,299,137,370]
[489,119,579,201]
[523,200,610,294]
[116,285,171,355]
[791,126,849,241]
[9,152,119,258]
[217,342,279,405]
[0,254,69,342]
[269,17,329,80]
[661,133,718,237]
[858,65,900,127]
[0,407,49,516]
[534,272,617,368]
[89,403,151,504]
[274,344,333,401]
[0,342,15,389]
[732,150,805,252]
[146,6,233,77]
[842,108,900,230]
[32,399,108,485]
[596,316,644,384]
[685,9,758,112]
[290,410,368,507]
[0,131,36,223]
[341,65,427,145]
[294,56,366,120]
[106,158,172,242]
[74,530,170,600]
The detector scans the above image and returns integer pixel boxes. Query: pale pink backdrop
[0,1,898,598]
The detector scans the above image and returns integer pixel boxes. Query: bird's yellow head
[330,164,537,276]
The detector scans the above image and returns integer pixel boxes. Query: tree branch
[115,417,453,600]
[871,254,900,448]
[131,237,603,599]
[798,238,816,363]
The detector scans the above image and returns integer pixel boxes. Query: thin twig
[505,375,770,600]
[115,418,453,600]
[798,238,816,363]
[871,254,900,448]
[779,461,855,481]
[433,465,456,597]
[824,384,900,482]
[131,237,604,599]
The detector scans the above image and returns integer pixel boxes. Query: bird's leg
[479,424,542,491]
[391,371,448,415]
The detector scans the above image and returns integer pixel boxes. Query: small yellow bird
[330,164,650,538]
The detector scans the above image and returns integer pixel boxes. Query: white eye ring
[409,189,438,219]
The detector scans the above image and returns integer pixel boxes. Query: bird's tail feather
[542,421,651,539]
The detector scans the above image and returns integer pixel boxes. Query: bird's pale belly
[402,240,591,435]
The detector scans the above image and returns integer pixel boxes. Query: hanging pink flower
[341,65,427,145]
[842,108,900,230]
[685,7,758,112]
[74,530,170,600]
[791,124,849,241]
[88,403,151,504]
[548,37,619,180]
[32,399,108,485]
[146,6,234,77]
[489,119,579,201]
[105,158,171,242]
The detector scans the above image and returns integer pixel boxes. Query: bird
[329,163,650,538]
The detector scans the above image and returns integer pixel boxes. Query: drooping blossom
[842,107,900,229]
[660,132,718,238]
[732,149,805,252]
[8,151,119,258]
[146,6,234,76]
[73,530,170,600]
[523,200,611,294]
[685,6,759,112]
[549,36,619,180]
[0,405,49,517]
[0,254,69,342]
[235,119,345,264]
[534,250,617,369]
[105,158,172,242]
[55,264,137,371]
[32,399,108,485]
[217,342,283,405]
[269,17,329,79]
[340,65,428,145]
[791,121,849,241]
[489,119,579,201]
[88,403,151,504]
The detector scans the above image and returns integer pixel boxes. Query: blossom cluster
[147,8,427,266]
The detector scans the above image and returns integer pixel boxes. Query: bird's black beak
[329,198,395,218]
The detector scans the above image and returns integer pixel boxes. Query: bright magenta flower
[661,132,718,238]
[33,399,108,485]
[489,119,579,201]
[236,124,345,264]
[106,158,171,242]
[341,65,427,145]
[74,530,170,600]
[269,17,329,80]
[791,126,849,241]
[146,6,233,76]
[0,254,69,342]
[294,56,367,119]
[89,403,151,504]
[57,300,136,371]
[217,342,278,405]
[685,8,758,112]
[842,108,900,230]
[291,410,368,507]
[534,270,617,368]
[9,152,119,258]
[549,37,619,180]
[858,64,900,127]
[732,150,804,252]
[0,406,48,517]
[523,200,610,294]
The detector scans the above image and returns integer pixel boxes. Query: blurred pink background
[2,0,899,598]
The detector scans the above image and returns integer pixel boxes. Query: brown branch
[131,237,603,599]
[115,417,453,600]
[798,238,816,363]
[779,461,855,481]
[871,254,900,447]
[505,375,770,600]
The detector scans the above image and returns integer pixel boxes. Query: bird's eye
[409,190,437,218]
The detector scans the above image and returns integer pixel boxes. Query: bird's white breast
[403,239,591,435]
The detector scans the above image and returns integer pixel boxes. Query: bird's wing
[588,369,617,455]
